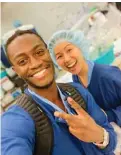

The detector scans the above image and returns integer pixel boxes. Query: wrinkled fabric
[73,63,121,126]
[2,82,116,155]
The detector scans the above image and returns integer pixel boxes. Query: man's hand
[54,97,104,143]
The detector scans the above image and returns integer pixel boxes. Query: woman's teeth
[33,69,46,77]
[67,62,76,68]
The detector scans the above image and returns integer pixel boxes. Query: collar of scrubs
[87,60,94,86]
[28,86,75,123]
[74,60,94,86]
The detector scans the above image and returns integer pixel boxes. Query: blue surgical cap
[48,30,91,68]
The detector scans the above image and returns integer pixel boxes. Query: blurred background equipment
[1,2,121,113]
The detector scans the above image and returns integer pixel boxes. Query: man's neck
[28,82,66,111]
[28,82,60,104]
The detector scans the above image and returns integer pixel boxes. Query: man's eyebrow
[13,44,44,61]
[31,43,44,51]
[13,53,26,61]
[29,43,46,52]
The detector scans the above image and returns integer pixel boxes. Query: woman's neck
[78,62,88,88]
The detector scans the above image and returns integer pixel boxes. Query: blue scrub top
[2,82,116,155]
[73,63,121,126]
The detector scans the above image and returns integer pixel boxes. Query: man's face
[7,33,55,89]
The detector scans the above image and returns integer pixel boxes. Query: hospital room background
[1,2,121,113]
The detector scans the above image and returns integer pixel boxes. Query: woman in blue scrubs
[48,30,121,127]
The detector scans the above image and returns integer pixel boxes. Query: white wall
[2,2,107,41]
[2,2,110,41]
[1,2,88,41]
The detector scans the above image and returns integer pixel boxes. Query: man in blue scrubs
[1,27,116,155]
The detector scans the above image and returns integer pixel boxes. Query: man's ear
[12,66,21,78]
[12,66,17,73]
[12,66,15,71]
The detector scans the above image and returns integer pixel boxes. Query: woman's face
[54,41,85,75]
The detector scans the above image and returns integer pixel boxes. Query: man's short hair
[6,29,47,51]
